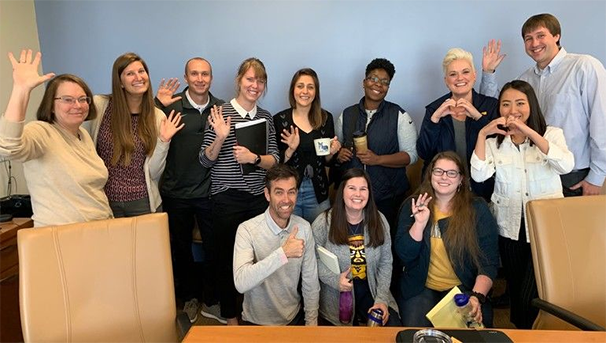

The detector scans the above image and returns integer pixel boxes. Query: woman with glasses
[312,168,400,326]
[395,151,499,327]
[0,49,112,227]
[88,52,183,217]
[334,58,418,234]
[417,48,499,202]
[470,80,573,329]
[274,68,340,224]
[199,57,279,325]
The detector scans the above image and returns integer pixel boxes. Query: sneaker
[200,303,227,324]
[183,298,200,323]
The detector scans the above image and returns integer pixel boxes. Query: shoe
[183,298,200,323]
[200,303,227,324]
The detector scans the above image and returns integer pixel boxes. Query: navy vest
[342,98,409,202]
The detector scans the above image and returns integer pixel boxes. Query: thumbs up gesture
[282,226,305,258]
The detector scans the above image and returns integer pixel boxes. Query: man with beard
[155,57,225,323]
[233,164,320,325]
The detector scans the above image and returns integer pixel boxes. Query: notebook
[235,118,268,175]
[316,246,340,274]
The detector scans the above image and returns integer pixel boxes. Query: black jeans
[163,196,216,305]
[212,189,267,319]
[560,168,590,197]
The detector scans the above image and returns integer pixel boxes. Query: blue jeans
[294,178,330,224]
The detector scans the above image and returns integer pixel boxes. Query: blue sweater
[394,197,499,301]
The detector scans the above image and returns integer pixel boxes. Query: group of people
[0,13,604,329]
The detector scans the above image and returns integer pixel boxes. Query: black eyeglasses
[54,96,91,105]
[365,76,390,86]
[432,168,460,178]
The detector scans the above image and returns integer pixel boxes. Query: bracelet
[469,291,486,304]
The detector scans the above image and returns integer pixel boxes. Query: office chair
[526,196,606,331]
[18,213,188,342]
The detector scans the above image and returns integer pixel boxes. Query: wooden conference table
[183,326,606,343]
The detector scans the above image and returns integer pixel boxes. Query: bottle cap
[454,293,470,307]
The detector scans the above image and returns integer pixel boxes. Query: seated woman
[470,80,574,328]
[311,168,400,326]
[274,68,340,224]
[416,48,499,201]
[395,151,499,327]
[89,52,182,217]
[0,49,112,227]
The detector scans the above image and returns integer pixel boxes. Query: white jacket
[470,126,574,242]
[85,95,169,213]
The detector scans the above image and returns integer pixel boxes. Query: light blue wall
[34,1,606,125]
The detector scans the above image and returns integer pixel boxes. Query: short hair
[36,74,97,123]
[442,48,475,75]
[184,57,212,76]
[496,80,547,148]
[365,58,395,80]
[522,13,561,47]
[235,57,267,97]
[265,164,299,190]
[288,68,327,130]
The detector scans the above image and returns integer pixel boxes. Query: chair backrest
[526,195,606,330]
[18,213,177,342]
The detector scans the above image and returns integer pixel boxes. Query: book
[425,286,468,328]
[235,118,268,175]
[316,246,340,274]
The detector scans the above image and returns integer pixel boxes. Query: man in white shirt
[233,164,320,325]
[480,13,606,196]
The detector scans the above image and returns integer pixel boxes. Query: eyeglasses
[365,76,390,86]
[54,96,91,105]
[432,168,460,178]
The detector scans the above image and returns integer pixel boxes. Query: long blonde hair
[109,52,157,166]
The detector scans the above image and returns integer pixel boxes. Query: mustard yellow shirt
[425,207,461,291]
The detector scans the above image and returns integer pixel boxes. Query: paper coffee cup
[313,138,331,156]
[353,134,368,153]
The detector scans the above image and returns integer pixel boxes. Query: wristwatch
[470,291,486,304]
[253,154,261,166]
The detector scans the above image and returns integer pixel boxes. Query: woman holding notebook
[394,151,499,327]
[311,168,400,326]
[199,57,279,325]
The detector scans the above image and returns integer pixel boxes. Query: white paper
[316,246,340,274]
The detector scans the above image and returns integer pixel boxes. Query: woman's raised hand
[8,49,55,90]
[411,192,432,226]
[280,125,300,151]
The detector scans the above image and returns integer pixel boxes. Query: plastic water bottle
[454,293,484,328]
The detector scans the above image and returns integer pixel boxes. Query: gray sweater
[233,209,320,325]
[311,210,398,326]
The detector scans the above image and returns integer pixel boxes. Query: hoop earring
[457,183,462,192]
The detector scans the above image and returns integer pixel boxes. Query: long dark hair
[496,80,547,148]
[411,151,483,270]
[327,168,385,248]
[288,68,327,130]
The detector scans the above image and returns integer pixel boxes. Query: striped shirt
[200,99,279,196]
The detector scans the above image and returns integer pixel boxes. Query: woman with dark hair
[274,68,340,223]
[89,52,183,217]
[0,49,112,226]
[471,79,574,328]
[417,48,499,202]
[395,151,499,327]
[311,168,400,326]
[200,57,279,325]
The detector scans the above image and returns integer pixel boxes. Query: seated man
[233,164,320,325]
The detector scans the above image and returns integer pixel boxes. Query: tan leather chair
[18,213,181,342]
[526,196,606,331]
